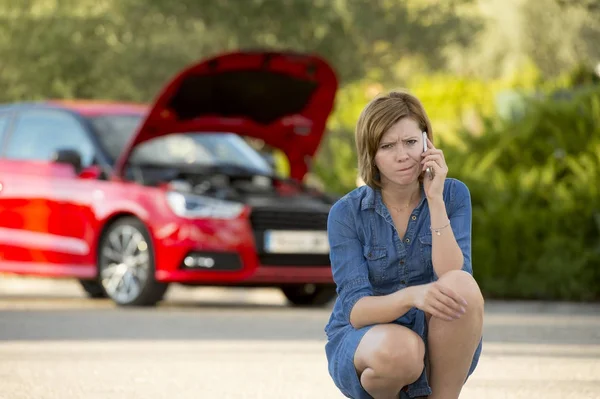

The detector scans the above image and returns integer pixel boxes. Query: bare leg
[354,324,425,399]
[427,270,484,399]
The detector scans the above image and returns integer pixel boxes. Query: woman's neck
[381,182,421,210]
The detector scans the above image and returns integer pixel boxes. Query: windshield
[89,115,274,174]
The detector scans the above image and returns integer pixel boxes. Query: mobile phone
[423,132,433,180]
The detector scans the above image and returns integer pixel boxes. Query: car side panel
[0,160,96,277]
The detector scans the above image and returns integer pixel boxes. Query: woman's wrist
[427,196,450,233]
[427,195,445,209]
[395,285,417,310]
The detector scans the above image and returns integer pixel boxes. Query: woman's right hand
[410,282,468,321]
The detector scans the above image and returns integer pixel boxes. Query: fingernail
[462,300,468,306]
[460,307,466,313]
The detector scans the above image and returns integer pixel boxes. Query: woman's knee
[356,325,425,383]
[439,270,484,315]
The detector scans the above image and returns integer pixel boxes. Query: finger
[426,137,436,150]
[437,284,468,307]
[423,161,439,170]
[433,288,465,315]
[433,285,465,312]
[431,310,454,322]
[422,154,445,167]
[422,143,446,163]
[421,148,443,157]
[425,302,454,321]
[421,153,440,161]
[421,154,445,166]
[429,300,460,320]
[436,284,465,306]
[422,166,435,181]
[422,160,444,174]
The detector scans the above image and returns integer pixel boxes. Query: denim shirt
[324,178,473,336]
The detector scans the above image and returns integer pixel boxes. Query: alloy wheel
[100,224,151,304]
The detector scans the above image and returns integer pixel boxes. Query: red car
[0,51,338,307]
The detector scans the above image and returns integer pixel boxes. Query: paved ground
[0,276,599,399]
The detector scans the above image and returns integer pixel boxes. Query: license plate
[264,230,329,254]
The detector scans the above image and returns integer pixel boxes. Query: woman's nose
[395,146,409,161]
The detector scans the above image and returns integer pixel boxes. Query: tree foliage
[445,84,600,300]
[0,0,479,102]
[445,0,600,80]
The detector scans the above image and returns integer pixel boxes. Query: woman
[324,90,484,399]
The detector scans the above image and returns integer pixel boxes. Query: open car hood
[114,51,338,181]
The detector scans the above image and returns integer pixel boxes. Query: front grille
[250,209,328,231]
[250,208,330,267]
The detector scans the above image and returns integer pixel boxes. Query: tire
[280,284,336,307]
[78,279,107,299]
[98,217,168,307]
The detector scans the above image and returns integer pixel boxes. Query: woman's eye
[407,140,417,145]
[381,143,393,149]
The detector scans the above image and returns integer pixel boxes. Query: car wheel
[280,284,336,307]
[98,217,168,307]
[78,279,107,298]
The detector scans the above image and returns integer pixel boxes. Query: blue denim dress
[324,179,482,398]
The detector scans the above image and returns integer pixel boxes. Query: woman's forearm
[428,196,463,276]
[349,286,417,329]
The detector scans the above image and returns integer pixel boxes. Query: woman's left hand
[421,137,448,200]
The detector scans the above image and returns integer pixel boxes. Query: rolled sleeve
[449,180,473,274]
[328,200,373,322]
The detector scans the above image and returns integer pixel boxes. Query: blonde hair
[355,89,433,189]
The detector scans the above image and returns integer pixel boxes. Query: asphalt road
[1,277,599,399]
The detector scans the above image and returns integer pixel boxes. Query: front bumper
[152,208,332,285]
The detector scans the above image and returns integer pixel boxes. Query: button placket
[404,212,418,246]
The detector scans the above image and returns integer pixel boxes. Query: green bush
[447,85,600,301]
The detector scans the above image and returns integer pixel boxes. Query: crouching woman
[324,90,484,399]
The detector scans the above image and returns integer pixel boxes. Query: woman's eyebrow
[379,137,398,144]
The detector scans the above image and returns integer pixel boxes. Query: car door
[0,108,97,278]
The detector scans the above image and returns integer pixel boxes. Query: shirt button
[411,215,417,221]
[400,280,406,285]
[399,260,405,265]
[405,238,410,243]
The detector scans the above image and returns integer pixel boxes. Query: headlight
[166,191,244,219]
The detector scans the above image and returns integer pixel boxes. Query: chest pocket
[417,234,434,280]
[363,245,390,285]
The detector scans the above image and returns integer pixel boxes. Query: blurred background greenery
[1,0,599,301]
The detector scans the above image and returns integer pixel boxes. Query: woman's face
[374,117,424,188]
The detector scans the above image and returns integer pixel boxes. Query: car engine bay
[125,163,334,207]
